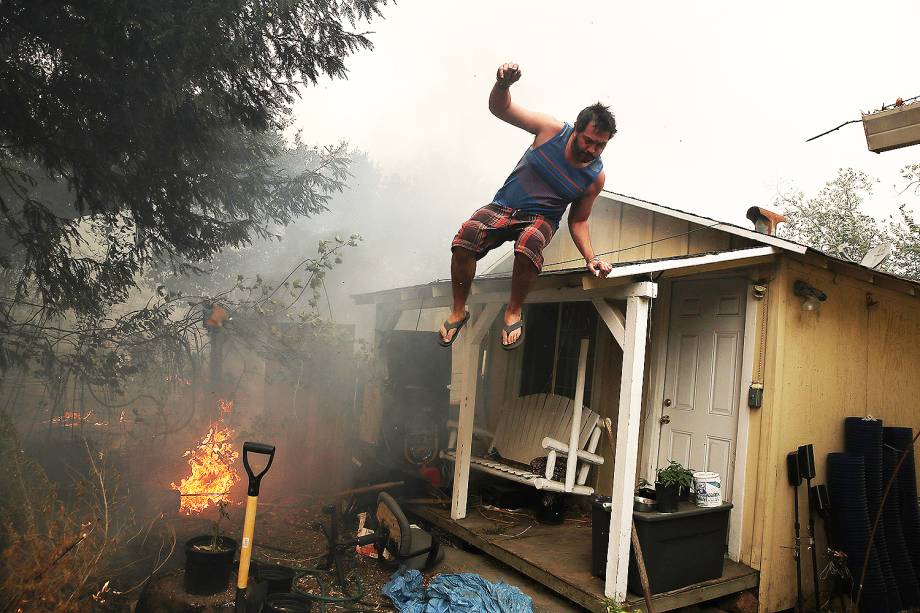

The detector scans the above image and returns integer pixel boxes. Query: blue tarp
[382,569,534,613]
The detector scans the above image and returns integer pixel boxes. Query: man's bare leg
[439,247,477,343]
[503,253,539,346]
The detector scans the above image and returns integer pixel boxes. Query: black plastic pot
[535,492,565,524]
[264,592,313,612]
[655,482,679,513]
[184,535,237,595]
[256,564,297,595]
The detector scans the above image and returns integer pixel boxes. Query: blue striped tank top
[492,123,603,227]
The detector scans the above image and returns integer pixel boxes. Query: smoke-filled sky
[294,0,919,222]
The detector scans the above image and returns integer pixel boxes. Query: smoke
[160,147,503,327]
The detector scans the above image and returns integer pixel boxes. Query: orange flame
[171,400,240,514]
[219,398,232,416]
[49,411,93,426]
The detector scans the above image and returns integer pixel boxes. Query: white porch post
[451,303,502,520]
[605,294,651,598]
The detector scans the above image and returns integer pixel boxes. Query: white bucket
[693,471,722,507]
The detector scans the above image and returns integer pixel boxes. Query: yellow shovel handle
[237,495,259,589]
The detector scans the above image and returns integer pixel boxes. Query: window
[519,302,597,406]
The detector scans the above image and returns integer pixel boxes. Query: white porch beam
[451,303,503,520]
[471,281,657,304]
[592,298,626,349]
[356,274,658,310]
[605,295,651,598]
[387,281,659,311]
[585,246,778,286]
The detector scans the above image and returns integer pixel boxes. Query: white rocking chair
[441,392,604,496]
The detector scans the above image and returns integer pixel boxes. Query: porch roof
[603,191,920,296]
[354,243,920,307]
[352,246,778,306]
[354,191,920,305]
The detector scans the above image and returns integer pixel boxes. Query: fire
[49,411,93,426]
[171,400,240,514]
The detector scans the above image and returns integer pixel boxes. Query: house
[353,191,920,612]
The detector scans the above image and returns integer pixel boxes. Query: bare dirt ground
[98,497,582,611]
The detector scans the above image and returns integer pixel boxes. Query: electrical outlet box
[748,383,764,408]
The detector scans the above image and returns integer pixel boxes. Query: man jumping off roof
[438,62,616,350]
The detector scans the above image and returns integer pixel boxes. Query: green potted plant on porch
[655,461,693,513]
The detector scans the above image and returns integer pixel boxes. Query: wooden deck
[407,504,759,613]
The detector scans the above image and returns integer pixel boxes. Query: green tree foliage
[775,165,920,281]
[0,0,386,317]
[776,168,884,263]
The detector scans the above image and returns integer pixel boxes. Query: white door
[656,277,746,501]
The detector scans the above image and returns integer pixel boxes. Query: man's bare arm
[569,172,613,277]
[488,62,561,141]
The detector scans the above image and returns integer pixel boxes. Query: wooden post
[565,338,590,492]
[605,295,650,598]
[451,303,502,520]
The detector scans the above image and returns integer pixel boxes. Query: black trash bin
[592,500,732,594]
[591,496,611,578]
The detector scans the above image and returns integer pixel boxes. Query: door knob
[664,398,672,407]
[660,415,671,425]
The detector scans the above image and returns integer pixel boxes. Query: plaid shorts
[451,204,555,271]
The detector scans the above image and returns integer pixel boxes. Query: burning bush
[170,399,241,515]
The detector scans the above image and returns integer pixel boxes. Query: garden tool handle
[242,441,275,496]
[236,441,275,613]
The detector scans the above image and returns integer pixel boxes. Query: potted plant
[184,500,238,595]
[655,461,693,513]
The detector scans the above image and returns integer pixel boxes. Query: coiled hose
[286,553,385,613]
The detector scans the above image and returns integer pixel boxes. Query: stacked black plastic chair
[881,439,920,607]
[845,417,901,612]
[826,452,887,613]
[884,427,920,587]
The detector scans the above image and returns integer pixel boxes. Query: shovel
[235,442,276,613]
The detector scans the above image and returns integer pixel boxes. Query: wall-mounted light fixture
[793,280,827,311]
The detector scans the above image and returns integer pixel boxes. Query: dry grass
[0,415,129,612]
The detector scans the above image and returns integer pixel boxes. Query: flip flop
[501,319,525,351]
[438,312,470,347]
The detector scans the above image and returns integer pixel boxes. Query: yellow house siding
[736,264,781,569]
[688,224,732,253]
[540,197,750,273]
[483,315,518,432]
[617,205,655,263]
[590,323,624,495]
[755,257,920,612]
[650,215,689,260]
[866,289,920,430]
